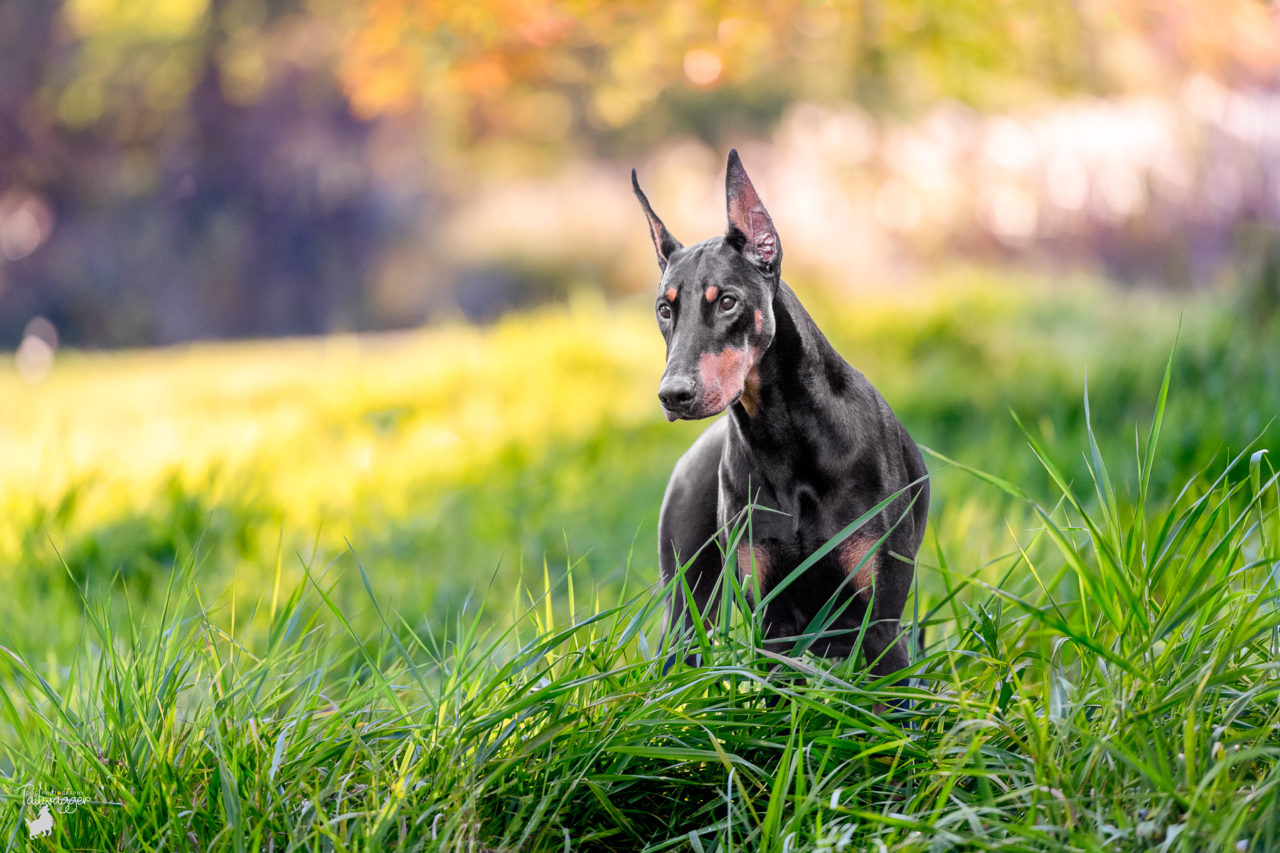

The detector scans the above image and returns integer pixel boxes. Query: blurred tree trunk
[0,2,60,188]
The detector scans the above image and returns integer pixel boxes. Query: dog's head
[632,149,781,421]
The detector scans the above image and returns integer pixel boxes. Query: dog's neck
[733,281,843,428]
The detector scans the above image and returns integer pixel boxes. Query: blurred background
[4,0,1280,351]
[2,0,1279,650]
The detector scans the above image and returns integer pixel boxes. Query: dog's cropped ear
[724,149,781,273]
[632,169,682,272]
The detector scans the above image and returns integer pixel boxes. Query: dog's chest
[715,432,894,595]
[719,473,849,580]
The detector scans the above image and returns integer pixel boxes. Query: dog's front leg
[657,420,729,672]
[659,546,724,671]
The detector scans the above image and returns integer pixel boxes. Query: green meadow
[2,271,1279,850]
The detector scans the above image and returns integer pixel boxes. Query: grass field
[2,271,1279,850]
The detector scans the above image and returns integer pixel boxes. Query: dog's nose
[658,377,697,412]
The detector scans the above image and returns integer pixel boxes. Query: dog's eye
[657,304,672,320]
[719,295,737,312]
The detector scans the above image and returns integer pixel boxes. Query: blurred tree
[1,0,415,346]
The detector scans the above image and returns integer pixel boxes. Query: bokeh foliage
[339,0,1280,154]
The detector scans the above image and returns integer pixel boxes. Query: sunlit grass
[1,360,1277,850]
[0,294,662,520]
[1,272,1278,848]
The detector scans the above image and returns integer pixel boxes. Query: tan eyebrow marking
[665,287,677,302]
[705,285,719,302]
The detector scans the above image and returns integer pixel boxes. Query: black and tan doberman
[633,149,929,679]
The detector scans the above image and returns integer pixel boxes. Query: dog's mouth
[662,390,741,422]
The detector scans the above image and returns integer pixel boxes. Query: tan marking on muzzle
[737,542,771,593]
[697,344,763,416]
[754,309,763,334]
[839,536,879,599]
[698,345,749,413]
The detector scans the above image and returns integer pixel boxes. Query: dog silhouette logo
[25,804,54,838]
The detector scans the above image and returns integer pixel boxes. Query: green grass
[1,272,1279,849]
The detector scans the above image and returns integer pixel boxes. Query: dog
[632,149,929,680]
